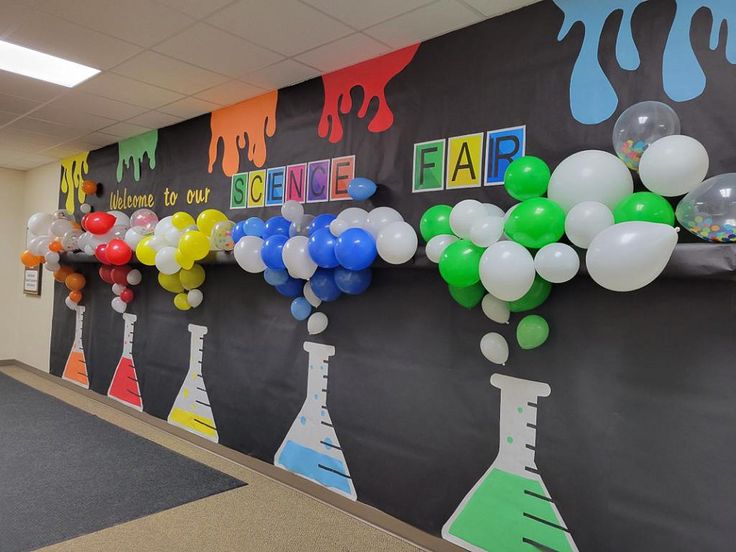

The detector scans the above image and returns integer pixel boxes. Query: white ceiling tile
[154,23,283,78]
[125,110,184,129]
[34,0,195,47]
[0,93,41,115]
[6,11,142,69]
[154,0,235,19]
[10,152,58,167]
[364,0,482,48]
[158,97,220,119]
[194,80,266,106]
[243,59,320,90]
[0,2,33,39]
[0,111,19,126]
[29,106,118,132]
[82,131,120,147]
[207,0,352,56]
[294,33,389,73]
[0,128,62,149]
[301,0,434,29]
[113,51,230,95]
[0,70,63,102]
[100,122,152,139]
[78,73,185,110]
[460,0,538,17]
[43,142,97,158]
[6,117,86,140]
[46,92,149,121]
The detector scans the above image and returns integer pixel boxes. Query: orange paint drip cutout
[208,91,278,176]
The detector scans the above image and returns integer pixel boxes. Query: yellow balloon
[172,211,195,230]
[196,209,227,236]
[179,263,205,290]
[179,230,210,260]
[175,247,194,270]
[158,272,184,293]
[135,236,156,266]
[173,292,191,311]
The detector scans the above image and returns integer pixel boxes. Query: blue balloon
[334,228,376,270]
[348,177,377,201]
[307,213,336,236]
[290,297,312,321]
[275,277,304,297]
[232,221,247,244]
[308,227,339,268]
[243,216,265,237]
[309,268,341,302]
[264,268,289,286]
[263,216,291,238]
[334,267,372,295]
[261,234,288,269]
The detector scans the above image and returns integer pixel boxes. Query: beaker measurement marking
[525,466,541,475]
[127,375,138,382]
[196,386,206,392]
[320,440,342,451]
[126,390,141,398]
[527,402,538,408]
[523,537,559,552]
[193,418,217,430]
[318,464,351,479]
[195,400,210,407]
[524,489,555,504]
[526,443,536,451]
[523,512,570,533]
[196,373,203,379]
[527,422,537,430]
[320,421,333,428]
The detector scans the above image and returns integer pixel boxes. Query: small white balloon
[450,199,485,238]
[111,297,127,314]
[164,226,182,247]
[469,216,504,247]
[425,234,458,263]
[147,235,168,252]
[282,235,317,280]
[483,203,505,218]
[29,236,51,256]
[108,210,130,229]
[50,218,72,237]
[337,207,368,228]
[365,206,403,237]
[480,333,509,365]
[281,200,304,223]
[329,218,349,236]
[639,135,709,197]
[307,312,329,335]
[534,243,580,283]
[65,297,77,310]
[27,212,53,235]
[126,269,142,286]
[124,227,146,249]
[233,236,266,273]
[154,215,174,237]
[80,203,92,214]
[479,241,535,301]
[564,201,614,248]
[303,282,322,308]
[376,221,417,264]
[481,294,510,324]
[45,251,60,264]
[187,289,204,308]
[112,283,126,295]
[155,246,181,275]
[45,262,60,272]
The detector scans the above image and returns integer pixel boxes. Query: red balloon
[95,243,109,264]
[86,212,116,235]
[120,288,135,303]
[98,265,114,284]
[106,238,132,265]
[111,266,131,286]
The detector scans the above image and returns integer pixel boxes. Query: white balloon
[45,262,60,272]
[112,283,126,295]
[45,251,60,264]
[50,218,72,237]
[307,312,329,335]
[83,244,96,256]
[155,246,181,275]
[365,207,403,237]
[187,289,203,308]
[425,234,458,263]
[126,269,142,286]
[79,203,92,214]
[29,236,51,256]
[564,201,614,248]
[483,203,505,218]
[282,236,317,279]
[534,243,580,283]
[281,200,304,223]
[586,222,678,292]
[164,226,182,247]
[337,207,368,228]
[124,227,146,249]
[481,293,510,324]
[154,215,174,237]
[329,218,349,236]
[376,221,417,264]
[28,212,53,235]
[469,216,504,247]
[234,236,266,273]
[111,297,127,314]
[147,235,167,252]
[303,282,322,308]
[480,333,509,365]
[479,241,535,301]
[548,150,633,212]
[108,210,130,229]
[639,135,709,197]
[65,297,77,310]
[450,199,485,238]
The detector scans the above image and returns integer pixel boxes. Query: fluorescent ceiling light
[0,40,99,87]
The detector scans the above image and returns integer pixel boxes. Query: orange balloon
[20,250,41,268]
[53,266,74,283]
[49,239,63,252]
[69,290,82,303]
[65,272,86,291]
[82,180,98,195]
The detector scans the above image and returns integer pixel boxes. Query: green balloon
[509,276,551,312]
[420,204,453,242]
[504,197,566,249]
[439,239,483,287]
[613,191,675,225]
[517,315,549,350]
[503,156,551,201]
[449,282,485,309]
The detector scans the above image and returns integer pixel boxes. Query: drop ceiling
[0,0,537,171]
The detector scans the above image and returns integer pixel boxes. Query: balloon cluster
[233,200,418,334]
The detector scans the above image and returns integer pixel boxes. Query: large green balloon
[517,315,549,349]
[420,204,453,242]
[508,276,551,312]
[504,197,566,249]
[439,239,483,287]
[448,282,485,309]
[503,156,551,201]
[613,191,675,225]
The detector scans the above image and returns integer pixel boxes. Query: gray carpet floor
[0,373,244,552]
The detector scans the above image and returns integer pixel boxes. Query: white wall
[0,168,25,360]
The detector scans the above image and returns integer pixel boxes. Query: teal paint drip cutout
[117,130,158,182]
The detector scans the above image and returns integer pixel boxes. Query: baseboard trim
[6,361,460,552]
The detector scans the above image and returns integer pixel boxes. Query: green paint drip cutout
[117,130,158,182]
